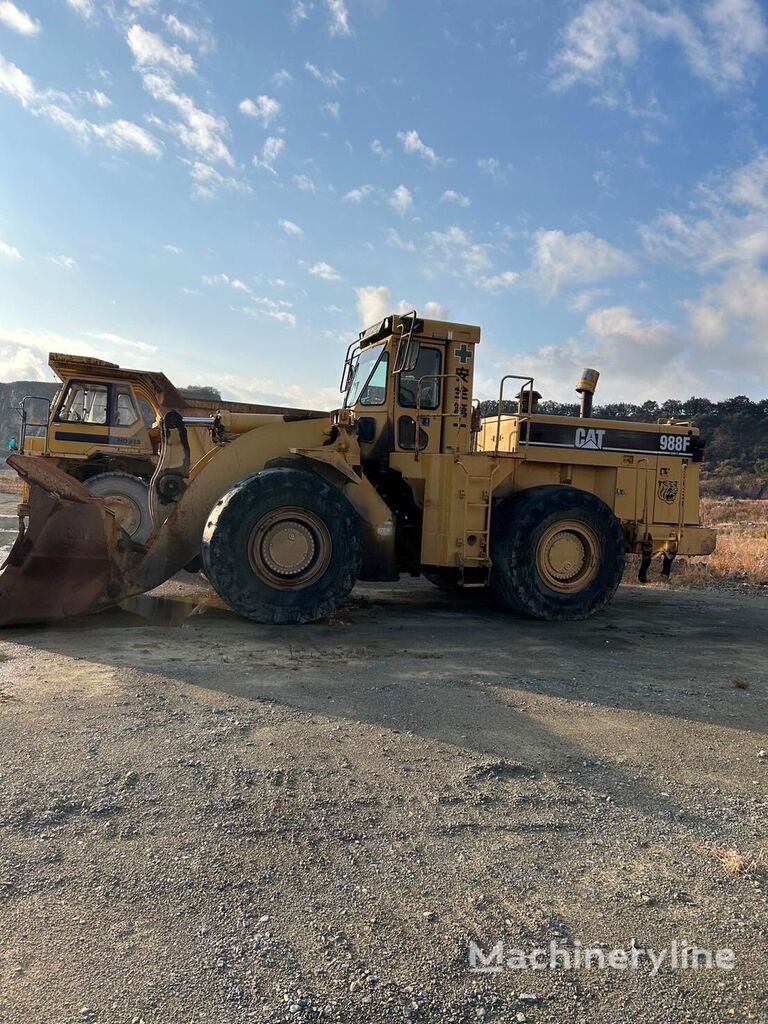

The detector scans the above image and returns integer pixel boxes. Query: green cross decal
[454,344,473,364]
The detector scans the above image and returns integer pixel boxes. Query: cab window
[359,351,389,406]
[113,390,139,427]
[398,347,442,410]
[56,382,108,425]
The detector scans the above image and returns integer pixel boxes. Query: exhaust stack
[576,368,600,418]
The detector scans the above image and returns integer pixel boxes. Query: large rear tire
[202,468,363,624]
[83,472,152,543]
[490,486,625,620]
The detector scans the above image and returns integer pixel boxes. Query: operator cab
[340,312,481,458]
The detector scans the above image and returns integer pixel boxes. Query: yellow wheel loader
[0,313,715,627]
[15,352,322,543]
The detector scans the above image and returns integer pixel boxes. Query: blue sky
[1,0,768,406]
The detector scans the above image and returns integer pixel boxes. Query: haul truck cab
[16,352,325,543]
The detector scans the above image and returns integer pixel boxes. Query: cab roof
[358,313,481,348]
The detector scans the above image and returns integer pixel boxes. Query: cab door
[109,386,152,455]
[394,344,444,455]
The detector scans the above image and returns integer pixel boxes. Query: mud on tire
[202,467,363,625]
[490,486,625,621]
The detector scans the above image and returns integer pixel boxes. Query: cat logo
[574,427,606,450]
[657,480,679,504]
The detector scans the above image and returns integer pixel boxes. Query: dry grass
[674,498,768,588]
[700,497,768,527]
[707,846,768,878]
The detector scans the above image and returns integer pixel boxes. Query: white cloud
[640,152,768,270]
[440,189,470,207]
[0,54,162,157]
[477,157,506,181]
[92,118,163,157]
[304,62,344,88]
[389,184,413,214]
[386,228,416,252]
[163,15,215,54]
[552,0,768,95]
[356,285,391,327]
[325,0,351,36]
[203,272,251,294]
[268,309,297,327]
[322,100,340,119]
[279,218,303,237]
[253,135,285,173]
[370,138,390,160]
[0,342,47,380]
[142,71,233,166]
[163,244,182,254]
[273,69,293,87]
[294,173,316,192]
[355,287,450,329]
[64,0,95,18]
[186,160,249,200]
[86,330,157,354]
[478,270,519,293]
[569,287,610,312]
[397,129,443,167]
[0,239,21,260]
[47,254,79,271]
[85,89,111,108]
[532,228,634,296]
[343,183,375,203]
[428,225,493,280]
[0,2,40,36]
[0,327,160,384]
[308,261,342,282]
[239,94,281,125]
[126,25,195,75]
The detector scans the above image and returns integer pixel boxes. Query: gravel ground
[0,558,765,1023]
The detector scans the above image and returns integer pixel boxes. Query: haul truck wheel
[490,486,625,621]
[202,468,363,625]
[83,472,152,544]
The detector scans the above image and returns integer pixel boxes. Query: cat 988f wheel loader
[0,312,716,626]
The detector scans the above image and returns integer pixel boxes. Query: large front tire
[202,468,363,624]
[490,486,625,621]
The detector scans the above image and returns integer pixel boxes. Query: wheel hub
[103,494,142,538]
[536,520,599,593]
[261,521,315,577]
[248,508,332,591]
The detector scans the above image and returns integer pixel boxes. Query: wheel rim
[535,519,600,593]
[103,493,142,537]
[248,507,332,591]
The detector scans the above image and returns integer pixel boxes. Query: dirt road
[0,565,766,1022]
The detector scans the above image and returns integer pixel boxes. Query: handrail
[18,395,52,456]
[339,340,360,392]
[393,309,418,374]
[494,374,534,455]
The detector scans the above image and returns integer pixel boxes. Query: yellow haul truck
[16,352,322,542]
[0,313,715,627]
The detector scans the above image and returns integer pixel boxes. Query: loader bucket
[0,455,136,626]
